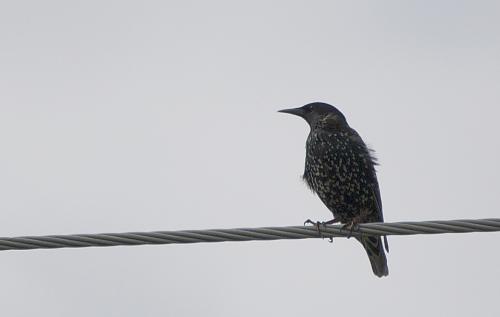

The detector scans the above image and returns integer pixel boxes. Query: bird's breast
[304,130,373,210]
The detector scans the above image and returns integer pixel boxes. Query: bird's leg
[341,221,359,239]
[304,218,339,242]
[321,218,341,226]
[304,217,341,227]
[340,209,371,239]
[341,210,369,238]
[341,216,364,238]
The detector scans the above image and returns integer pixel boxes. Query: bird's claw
[304,219,334,242]
[340,222,359,239]
[304,219,324,237]
[303,219,317,226]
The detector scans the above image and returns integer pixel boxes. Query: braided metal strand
[0,218,499,252]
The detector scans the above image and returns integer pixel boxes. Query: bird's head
[278,102,348,129]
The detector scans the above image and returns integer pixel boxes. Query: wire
[0,218,499,252]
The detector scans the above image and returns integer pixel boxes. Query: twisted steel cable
[0,218,499,252]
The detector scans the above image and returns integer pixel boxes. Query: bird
[279,102,389,277]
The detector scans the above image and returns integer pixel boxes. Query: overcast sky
[1,1,499,316]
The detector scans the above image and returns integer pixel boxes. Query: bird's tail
[356,235,389,277]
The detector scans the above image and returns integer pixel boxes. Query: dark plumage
[279,102,389,277]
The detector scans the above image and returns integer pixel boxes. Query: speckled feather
[303,114,381,224]
[280,103,389,277]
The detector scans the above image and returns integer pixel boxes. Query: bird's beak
[278,107,305,118]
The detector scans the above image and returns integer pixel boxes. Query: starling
[279,102,389,277]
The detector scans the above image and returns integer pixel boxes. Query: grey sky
[1,1,499,316]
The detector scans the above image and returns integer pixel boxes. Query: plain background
[1,1,499,316]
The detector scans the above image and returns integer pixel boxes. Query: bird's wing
[371,183,383,220]
[347,130,382,216]
[371,172,389,252]
[348,129,389,252]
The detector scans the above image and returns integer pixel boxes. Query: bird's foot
[303,219,318,227]
[303,219,326,239]
[340,221,360,239]
[304,219,335,242]
[304,218,340,227]
[323,218,341,242]
[303,219,322,235]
